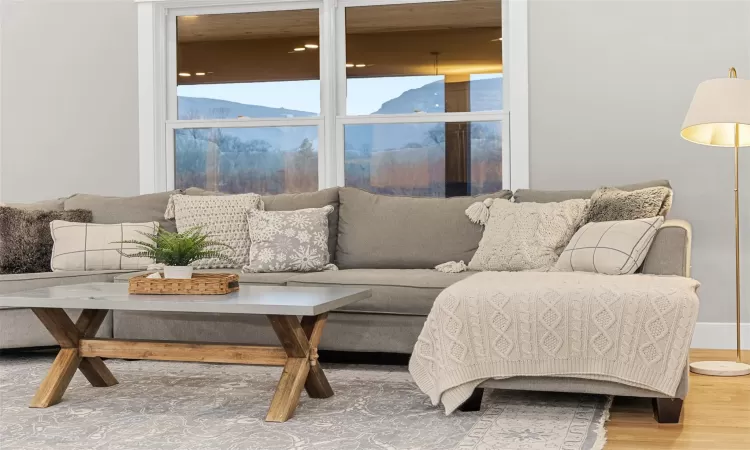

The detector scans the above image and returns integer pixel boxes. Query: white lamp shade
[681,78,750,147]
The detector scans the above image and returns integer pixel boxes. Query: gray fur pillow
[587,187,672,222]
[0,207,92,274]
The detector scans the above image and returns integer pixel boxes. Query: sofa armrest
[641,219,692,277]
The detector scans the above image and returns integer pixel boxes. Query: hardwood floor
[605,349,750,449]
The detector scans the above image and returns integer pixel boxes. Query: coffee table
[0,282,371,422]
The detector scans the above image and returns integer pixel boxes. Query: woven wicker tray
[128,273,240,295]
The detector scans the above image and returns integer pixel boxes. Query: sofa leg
[652,398,683,423]
[458,388,484,412]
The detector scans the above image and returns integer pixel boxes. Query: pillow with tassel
[436,198,589,272]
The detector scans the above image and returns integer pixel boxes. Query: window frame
[135,0,528,195]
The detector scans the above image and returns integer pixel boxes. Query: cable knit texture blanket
[409,271,700,413]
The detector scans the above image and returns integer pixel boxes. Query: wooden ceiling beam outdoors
[177,28,502,85]
[177,0,501,43]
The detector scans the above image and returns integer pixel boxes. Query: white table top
[0,283,371,316]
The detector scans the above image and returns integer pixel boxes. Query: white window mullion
[320,0,338,189]
[165,123,176,190]
[166,14,178,121]
[137,1,168,194]
[337,111,504,125]
[506,0,529,190]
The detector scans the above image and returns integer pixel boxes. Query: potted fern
[115,226,230,279]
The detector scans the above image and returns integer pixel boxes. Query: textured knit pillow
[0,207,92,274]
[587,186,672,222]
[243,206,334,273]
[165,193,263,268]
[554,216,665,275]
[50,221,158,271]
[466,198,589,271]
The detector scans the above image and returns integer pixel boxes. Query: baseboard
[691,322,750,349]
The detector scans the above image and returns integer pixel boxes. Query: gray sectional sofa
[0,182,692,421]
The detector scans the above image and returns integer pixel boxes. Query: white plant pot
[163,266,194,279]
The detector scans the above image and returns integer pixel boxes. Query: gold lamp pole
[682,68,750,376]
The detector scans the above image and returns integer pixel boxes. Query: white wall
[528,0,750,328]
[0,0,139,202]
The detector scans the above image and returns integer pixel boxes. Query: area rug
[0,355,610,450]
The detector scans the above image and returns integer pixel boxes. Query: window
[138,0,527,196]
[340,0,503,196]
[344,121,502,197]
[173,126,318,194]
[175,9,321,119]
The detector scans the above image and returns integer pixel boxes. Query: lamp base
[690,360,750,376]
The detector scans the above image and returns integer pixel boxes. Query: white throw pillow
[555,216,665,274]
[243,206,335,273]
[165,193,263,269]
[50,221,158,271]
[468,198,589,271]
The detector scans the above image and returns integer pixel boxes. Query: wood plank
[32,308,80,348]
[78,339,287,366]
[300,313,327,348]
[301,314,333,399]
[78,357,118,387]
[30,348,81,408]
[265,357,310,422]
[268,315,310,358]
[606,349,750,449]
[75,309,109,338]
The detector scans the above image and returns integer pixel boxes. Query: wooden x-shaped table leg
[265,312,332,422]
[30,308,118,408]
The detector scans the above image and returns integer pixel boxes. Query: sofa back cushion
[336,187,513,269]
[64,191,179,232]
[513,179,671,203]
[3,198,67,211]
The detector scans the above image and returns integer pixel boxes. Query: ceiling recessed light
[345,63,354,68]
[293,47,306,52]
[195,72,206,76]
[178,72,191,77]
[355,64,366,68]
[304,44,319,49]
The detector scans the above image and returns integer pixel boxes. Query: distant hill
[177,76,503,152]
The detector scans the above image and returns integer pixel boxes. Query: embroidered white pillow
[555,216,665,274]
[243,206,334,273]
[50,221,158,271]
[165,193,263,269]
[467,198,589,271]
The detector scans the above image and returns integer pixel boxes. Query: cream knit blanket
[409,271,700,413]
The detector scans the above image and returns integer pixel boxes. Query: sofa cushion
[166,193,263,269]
[50,221,159,271]
[64,191,180,232]
[512,179,671,203]
[185,187,340,263]
[245,206,334,273]
[3,198,67,211]
[287,269,478,315]
[336,188,513,269]
[0,270,135,310]
[113,269,299,286]
[0,207,92,274]
[262,188,340,263]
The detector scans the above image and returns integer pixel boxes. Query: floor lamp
[681,67,750,376]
